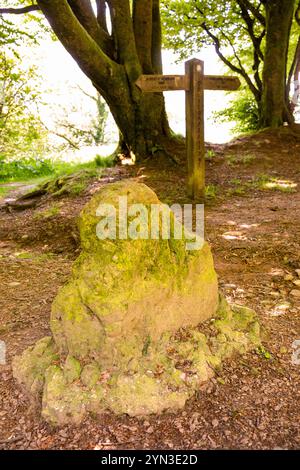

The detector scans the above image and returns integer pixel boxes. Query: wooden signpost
[136,58,240,201]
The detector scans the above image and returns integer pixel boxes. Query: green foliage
[23,168,101,199]
[0,184,18,199]
[0,50,48,160]
[94,154,115,168]
[213,92,260,134]
[0,157,52,181]
[252,174,297,193]
[52,92,109,151]
[225,173,298,197]
[162,0,300,128]
[256,345,272,360]
[0,154,115,183]
[34,204,60,219]
[225,153,256,166]
[160,0,267,130]
[227,178,249,196]
[161,0,264,71]
[0,0,51,48]
[205,150,216,161]
[150,144,164,155]
[205,184,218,200]
[170,131,185,143]
[93,94,109,145]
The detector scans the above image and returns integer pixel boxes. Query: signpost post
[136,58,240,201]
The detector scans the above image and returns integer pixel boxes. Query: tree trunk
[260,0,295,128]
[35,0,178,162]
[101,0,172,159]
[99,79,170,159]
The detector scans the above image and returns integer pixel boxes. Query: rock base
[13,297,261,425]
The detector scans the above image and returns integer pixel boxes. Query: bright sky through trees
[25,38,236,150]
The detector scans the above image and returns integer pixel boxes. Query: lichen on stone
[12,336,58,400]
[42,365,89,426]
[64,355,81,384]
[81,363,101,389]
[12,180,261,425]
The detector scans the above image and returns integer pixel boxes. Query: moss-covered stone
[81,363,101,388]
[12,180,261,425]
[64,355,81,384]
[106,374,189,417]
[42,365,88,426]
[12,337,58,399]
[50,181,219,368]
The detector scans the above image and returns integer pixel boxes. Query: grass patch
[13,251,56,262]
[0,184,19,200]
[34,204,61,219]
[94,154,115,168]
[226,153,256,166]
[0,153,115,183]
[170,131,185,143]
[252,174,297,193]
[226,174,298,198]
[205,150,216,161]
[256,345,272,360]
[14,252,34,260]
[227,179,248,196]
[205,184,218,200]
[0,152,115,201]
[26,168,101,199]
[68,181,87,195]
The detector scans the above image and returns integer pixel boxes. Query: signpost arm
[135,61,240,201]
[185,59,205,201]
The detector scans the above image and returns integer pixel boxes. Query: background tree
[46,89,109,151]
[162,0,299,129]
[0,0,179,161]
[0,50,47,160]
[0,0,50,47]
[261,0,295,127]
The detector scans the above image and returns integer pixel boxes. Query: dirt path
[0,129,299,449]
[0,182,38,204]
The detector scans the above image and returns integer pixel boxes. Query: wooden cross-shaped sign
[136,58,240,201]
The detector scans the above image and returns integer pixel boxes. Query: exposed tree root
[1,169,100,212]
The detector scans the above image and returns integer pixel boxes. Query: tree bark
[99,80,171,159]
[36,0,176,161]
[260,0,295,128]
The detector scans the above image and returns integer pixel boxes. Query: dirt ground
[0,128,299,450]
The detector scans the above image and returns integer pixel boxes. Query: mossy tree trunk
[36,0,173,160]
[260,0,295,128]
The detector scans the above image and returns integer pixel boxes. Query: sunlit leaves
[161,0,265,67]
[0,0,51,48]
[0,51,47,160]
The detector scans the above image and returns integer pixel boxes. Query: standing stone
[12,181,260,425]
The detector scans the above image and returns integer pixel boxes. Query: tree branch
[151,0,163,73]
[237,0,264,61]
[0,5,40,15]
[107,0,141,79]
[236,0,265,93]
[193,6,260,101]
[287,1,300,108]
[296,0,300,26]
[67,0,114,57]
[96,0,108,32]
[287,35,300,98]
[237,0,266,26]
[37,0,118,92]
[50,129,80,149]
[133,0,153,73]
